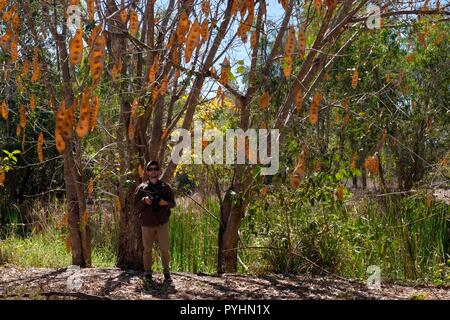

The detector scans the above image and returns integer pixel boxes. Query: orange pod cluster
[88,26,106,82]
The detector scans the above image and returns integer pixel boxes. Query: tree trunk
[117,186,143,270]
[64,147,91,267]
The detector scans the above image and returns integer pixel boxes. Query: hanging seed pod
[351,69,359,89]
[16,124,21,137]
[0,169,4,187]
[138,164,143,178]
[351,153,358,169]
[260,90,270,109]
[298,25,306,59]
[88,178,94,194]
[291,146,307,188]
[87,0,94,22]
[88,28,106,82]
[31,47,40,83]
[219,58,230,86]
[0,27,11,48]
[148,62,157,85]
[37,132,44,162]
[0,100,8,120]
[336,184,345,201]
[23,60,29,76]
[284,26,295,57]
[159,75,168,96]
[19,106,26,128]
[128,98,138,141]
[30,95,36,111]
[314,0,322,11]
[120,0,127,23]
[12,13,20,33]
[295,88,303,113]
[185,18,200,63]
[55,101,67,154]
[129,8,138,36]
[76,91,91,138]
[89,96,99,132]
[2,3,15,22]
[69,28,84,65]
[201,0,210,16]
[342,113,350,127]
[176,11,190,44]
[309,91,322,126]
[200,19,209,43]
[9,36,17,61]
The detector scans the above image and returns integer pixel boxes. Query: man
[134,160,176,284]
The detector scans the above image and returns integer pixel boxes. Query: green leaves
[2,149,20,172]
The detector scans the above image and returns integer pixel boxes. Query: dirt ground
[0,265,449,300]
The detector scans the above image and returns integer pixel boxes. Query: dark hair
[146,160,159,170]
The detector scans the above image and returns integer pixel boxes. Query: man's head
[146,160,160,179]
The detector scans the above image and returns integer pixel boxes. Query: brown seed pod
[89,96,99,132]
[351,153,359,169]
[284,26,296,58]
[159,76,168,96]
[88,29,106,82]
[176,11,190,44]
[88,179,94,194]
[2,3,15,22]
[219,58,230,86]
[23,59,29,76]
[260,91,270,109]
[185,18,201,63]
[37,132,44,162]
[200,19,209,43]
[10,37,18,61]
[69,28,84,65]
[0,100,8,120]
[201,0,210,16]
[351,69,359,89]
[30,95,36,111]
[0,27,11,48]
[12,13,20,32]
[128,98,138,141]
[76,91,91,138]
[31,47,40,83]
[87,0,95,22]
[298,25,306,59]
[295,88,303,113]
[19,106,26,128]
[120,0,127,23]
[337,184,344,201]
[309,91,322,126]
[129,8,138,36]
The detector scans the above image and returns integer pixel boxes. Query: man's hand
[158,199,169,206]
[143,196,152,205]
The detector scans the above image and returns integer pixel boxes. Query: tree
[0,0,446,272]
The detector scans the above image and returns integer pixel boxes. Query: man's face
[146,166,159,179]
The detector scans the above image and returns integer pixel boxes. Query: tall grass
[1,193,448,284]
[240,192,449,284]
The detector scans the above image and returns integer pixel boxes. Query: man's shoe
[144,273,153,283]
[163,273,172,283]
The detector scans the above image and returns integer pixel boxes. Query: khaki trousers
[141,223,170,274]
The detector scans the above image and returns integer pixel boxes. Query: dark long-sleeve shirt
[134,179,176,226]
